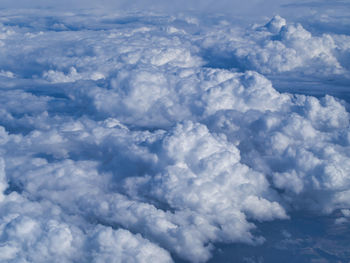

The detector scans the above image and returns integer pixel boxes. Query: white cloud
[0,7,349,263]
[202,15,348,76]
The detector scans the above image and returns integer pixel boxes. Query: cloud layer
[0,8,349,263]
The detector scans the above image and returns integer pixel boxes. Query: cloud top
[0,8,349,263]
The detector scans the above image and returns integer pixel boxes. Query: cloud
[0,7,349,263]
[202,15,349,76]
[0,192,172,262]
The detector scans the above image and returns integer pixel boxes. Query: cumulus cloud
[0,7,349,263]
[0,192,172,262]
[201,15,350,76]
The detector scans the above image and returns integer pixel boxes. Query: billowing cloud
[0,6,349,263]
